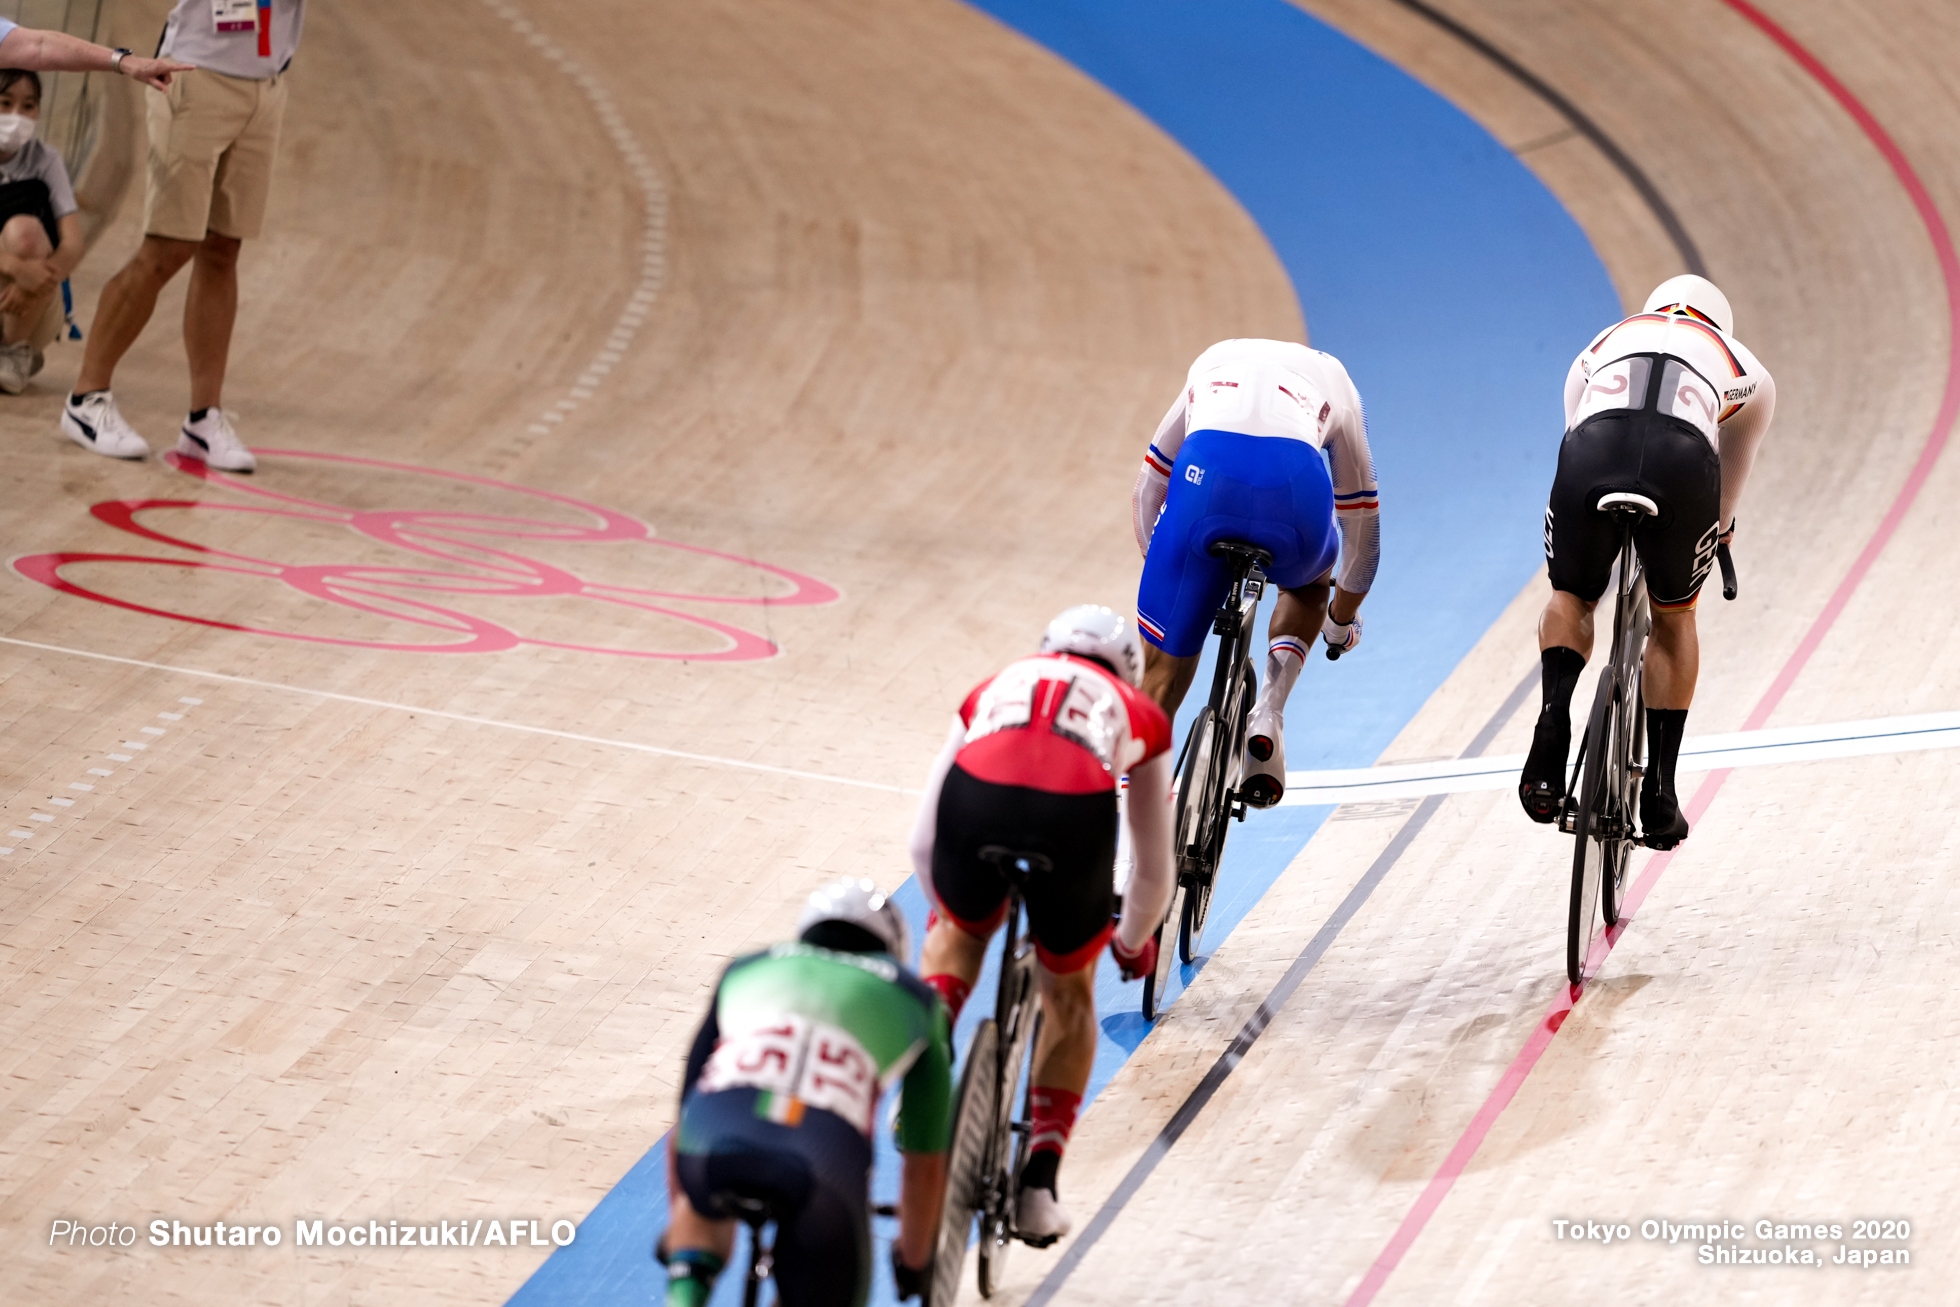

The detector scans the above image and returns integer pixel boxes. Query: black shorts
[675,1087,873,1307]
[930,763,1118,972]
[1544,410,1721,609]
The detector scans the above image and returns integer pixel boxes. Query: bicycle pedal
[1016,1231,1063,1250]
[1556,797,1578,834]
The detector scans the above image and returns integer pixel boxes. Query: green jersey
[685,943,953,1154]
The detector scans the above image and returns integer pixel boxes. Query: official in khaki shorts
[63,0,308,469]
[145,63,286,244]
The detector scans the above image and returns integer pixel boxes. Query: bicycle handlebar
[1717,541,1737,601]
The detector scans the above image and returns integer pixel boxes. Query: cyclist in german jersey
[910,605,1174,1242]
[1520,275,1776,847]
[658,880,951,1307]
[1132,337,1382,805]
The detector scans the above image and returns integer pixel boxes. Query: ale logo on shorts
[13,451,838,660]
[1185,464,1205,485]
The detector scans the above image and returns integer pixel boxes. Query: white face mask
[0,114,36,153]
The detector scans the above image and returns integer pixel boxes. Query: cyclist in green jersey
[658,879,952,1307]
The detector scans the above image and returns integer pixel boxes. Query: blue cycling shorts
[1136,430,1339,657]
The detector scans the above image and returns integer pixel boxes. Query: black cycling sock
[70,389,105,403]
[1538,646,1586,726]
[1644,707,1688,798]
[1019,1148,1060,1194]
[188,407,212,423]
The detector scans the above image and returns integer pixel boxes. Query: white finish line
[1280,711,1960,806]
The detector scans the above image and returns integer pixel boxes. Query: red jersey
[954,653,1173,795]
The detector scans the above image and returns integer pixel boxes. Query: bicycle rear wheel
[1566,668,1615,986]
[1174,708,1218,861]
[1140,878,1185,1020]
[931,1020,998,1307]
[1600,670,1642,927]
[1184,660,1254,961]
[978,951,1041,1293]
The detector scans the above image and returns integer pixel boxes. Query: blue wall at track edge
[511,2,1618,1303]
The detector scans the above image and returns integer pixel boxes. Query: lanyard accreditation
[211,0,273,58]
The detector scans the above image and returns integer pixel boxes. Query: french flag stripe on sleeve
[1144,445,1174,476]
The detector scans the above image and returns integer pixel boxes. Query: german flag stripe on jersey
[1592,313,1745,377]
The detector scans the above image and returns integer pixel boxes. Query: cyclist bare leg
[1016,960,1095,1237]
[658,1140,734,1306]
[1636,605,1697,845]
[1519,590,1598,821]
[1142,570,1358,719]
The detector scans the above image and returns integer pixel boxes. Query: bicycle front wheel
[932,1020,999,1307]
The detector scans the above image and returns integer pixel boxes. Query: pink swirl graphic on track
[12,450,838,660]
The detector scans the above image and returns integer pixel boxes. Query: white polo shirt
[160,0,307,79]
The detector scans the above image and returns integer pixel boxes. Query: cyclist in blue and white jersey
[1131,337,1382,806]
[1519,275,1776,848]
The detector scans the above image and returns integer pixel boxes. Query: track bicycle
[931,847,1049,1303]
[1141,541,1269,1020]
[1561,493,1736,985]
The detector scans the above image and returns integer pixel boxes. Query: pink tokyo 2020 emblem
[13,451,838,659]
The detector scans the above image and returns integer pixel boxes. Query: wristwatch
[110,47,133,74]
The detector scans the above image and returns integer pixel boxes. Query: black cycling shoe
[1518,714,1570,824]
[1640,788,1690,849]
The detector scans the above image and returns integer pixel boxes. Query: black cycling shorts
[1544,410,1721,609]
[930,763,1118,973]
[675,1087,873,1307]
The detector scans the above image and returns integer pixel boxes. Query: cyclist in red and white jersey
[1520,275,1776,846]
[910,605,1174,1242]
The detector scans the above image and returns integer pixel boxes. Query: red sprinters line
[1343,6,1960,1303]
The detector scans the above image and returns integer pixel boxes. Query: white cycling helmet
[1039,604,1143,685]
[1642,274,1734,335]
[797,877,911,960]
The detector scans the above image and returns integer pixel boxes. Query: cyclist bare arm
[893,1001,953,1271]
[1323,371,1380,616]
[1715,368,1775,535]
[907,717,966,898]
[1115,750,1174,952]
[1131,392,1188,554]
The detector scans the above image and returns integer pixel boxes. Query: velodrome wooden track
[0,3,1954,1306]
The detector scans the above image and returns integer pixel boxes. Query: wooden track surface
[1008,2,1960,1305]
[3,0,1957,1304]
[1,0,1294,1301]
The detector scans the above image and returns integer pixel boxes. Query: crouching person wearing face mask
[0,69,82,395]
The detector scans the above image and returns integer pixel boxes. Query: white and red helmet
[1039,604,1143,685]
[798,877,911,961]
[1643,274,1734,335]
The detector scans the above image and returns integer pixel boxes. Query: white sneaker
[1015,1184,1072,1245]
[0,339,39,394]
[177,407,256,472]
[1242,706,1285,808]
[61,390,151,459]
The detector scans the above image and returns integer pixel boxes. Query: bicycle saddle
[1206,540,1275,567]
[978,845,1053,878]
[714,1191,791,1229]
[1595,491,1659,516]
